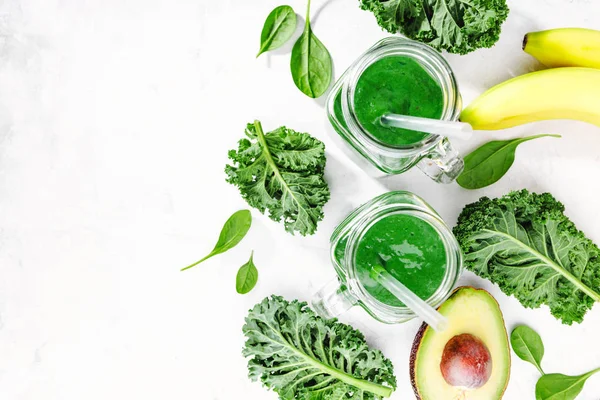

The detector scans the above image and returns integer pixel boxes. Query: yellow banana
[524,28,600,69]
[460,67,600,130]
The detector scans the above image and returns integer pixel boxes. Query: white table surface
[1,0,600,399]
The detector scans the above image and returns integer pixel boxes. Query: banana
[460,67,600,130]
[524,28,600,69]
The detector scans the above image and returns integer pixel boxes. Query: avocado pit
[440,333,492,389]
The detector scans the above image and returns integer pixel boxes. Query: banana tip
[522,34,528,50]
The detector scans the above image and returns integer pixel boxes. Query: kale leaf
[359,0,510,55]
[226,121,330,236]
[243,296,397,399]
[454,190,600,325]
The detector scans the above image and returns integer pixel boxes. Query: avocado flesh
[410,287,510,400]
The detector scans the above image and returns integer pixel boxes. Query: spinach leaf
[507,324,600,399]
[454,190,600,324]
[257,5,297,58]
[511,325,545,374]
[236,251,258,294]
[243,296,397,399]
[536,369,600,400]
[226,120,330,236]
[458,134,560,189]
[290,0,332,98]
[181,210,252,271]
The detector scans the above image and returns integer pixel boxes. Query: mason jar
[326,37,464,183]
[312,191,463,324]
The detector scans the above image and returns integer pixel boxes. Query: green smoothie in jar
[334,55,445,147]
[314,191,462,324]
[327,38,464,181]
[334,212,448,308]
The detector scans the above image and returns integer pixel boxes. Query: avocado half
[409,287,511,400]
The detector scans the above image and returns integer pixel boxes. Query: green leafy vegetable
[243,296,397,399]
[536,370,600,400]
[181,210,252,271]
[290,0,332,98]
[458,134,561,189]
[236,251,258,294]
[453,190,600,324]
[510,325,545,375]
[226,120,330,236]
[257,5,297,58]
[511,325,600,399]
[359,0,510,55]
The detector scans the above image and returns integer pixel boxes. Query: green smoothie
[336,213,447,307]
[334,55,444,147]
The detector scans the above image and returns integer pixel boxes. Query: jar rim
[342,199,462,323]
[340,37,461,153]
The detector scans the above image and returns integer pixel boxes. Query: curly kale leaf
[454,190,600,325]
[226,121,330,236]
[243,296,397,399]
[359,0,509,54]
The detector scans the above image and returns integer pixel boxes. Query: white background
[1,0,600,399]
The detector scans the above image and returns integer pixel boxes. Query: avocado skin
[409,321,428,399]
[408,286,511,400]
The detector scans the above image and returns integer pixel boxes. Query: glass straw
[371,265,448,332]
[380,113,473,141]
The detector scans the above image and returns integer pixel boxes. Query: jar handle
[416,138,464,184]
[311,279,357,319]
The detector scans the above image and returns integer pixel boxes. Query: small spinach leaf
[181,210,252,271]
[257,5,297,58]
[290,0,332,98]
[458,134,560,189]
[236,251,258,294]
[511,325,545,374]
[536,369,600,400]
[506,324,600,400]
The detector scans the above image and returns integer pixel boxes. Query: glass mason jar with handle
[326,37,464,183]
[312,191,463,324]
